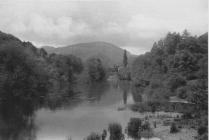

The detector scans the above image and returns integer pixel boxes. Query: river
[0,80,162,140]
[35,81,141,140]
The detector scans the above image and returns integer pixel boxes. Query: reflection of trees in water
[114,81,144,105]
[0,98,38,140]
[0,86,87,140]
[118,81,130,105]
[131,86,143,103]
[86,82,110,102]
[44,89,83,111]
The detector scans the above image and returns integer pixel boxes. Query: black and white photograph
[0,0,208,140]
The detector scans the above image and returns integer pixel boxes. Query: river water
[35,81,142,140]
[0,80,161,140]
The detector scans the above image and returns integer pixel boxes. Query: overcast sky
[0,0,207,54]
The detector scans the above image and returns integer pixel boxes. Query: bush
[85,132,101,140]
[127,118,142,138]
[142,121,151,131]
[167,75,186,92]
[177,86,187,99]
[198,126,207,136]
[170,122,179,133]
[108,123,123,140]
[181,112,193,119]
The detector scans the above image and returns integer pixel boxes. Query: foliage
[170,122,179,133]
[117,67,131,80]
[132,31,208,137]
[132,31,208,105]
[87,58,106,82]
[85,132,101,140]
[127,118,142,139]
[0,45,48,101]
[123,49,128,67]
[177,86,188,99]
[198,126,207,136]
[0,31,84,103]
[166,75,186,92]
[108,123,123,140]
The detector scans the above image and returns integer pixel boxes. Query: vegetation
[132,30,208,103]
[132,30,208,138]
[85,132,101,140]
[0,31,83,105]
[127,118,142,139]
[123,49,128,67]
[86,57,106,82]
[108,123,124,140]
[118,49,131,80]
[170,122,179,133]
[43,42,136,68]
[0,29,208,140]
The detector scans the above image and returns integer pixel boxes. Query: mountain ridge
[42,41,137,67]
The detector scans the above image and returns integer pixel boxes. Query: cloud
[0,0,207,54]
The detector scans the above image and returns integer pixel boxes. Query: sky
[0,0,208,54]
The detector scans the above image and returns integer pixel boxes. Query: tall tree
[123,49,128,67]
[182,29,190,39]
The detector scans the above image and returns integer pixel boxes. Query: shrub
[170,122,179,133]
[127,118,142,138]
[177,86,187,99]
[198,126,207,136]
[108,123,123,140]
[182,112,193,119]
[142,121,151,131]
[85,132,101,140]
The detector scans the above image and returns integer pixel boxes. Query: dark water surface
[35,81,140,140]
[0,80,163,140]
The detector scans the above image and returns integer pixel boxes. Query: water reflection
[118,81,130,105]
[131,86,143,103]
[85,82,110,103]
[0,81,195,140]
[0,98,38,140]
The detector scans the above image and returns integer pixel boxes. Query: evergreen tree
[123,50,128,67]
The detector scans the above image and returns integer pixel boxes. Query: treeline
[0,31,106,104]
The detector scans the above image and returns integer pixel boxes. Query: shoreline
[139,112,198,140]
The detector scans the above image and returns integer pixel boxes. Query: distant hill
[42,42,136,67]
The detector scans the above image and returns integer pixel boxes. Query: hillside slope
[43,42,136,67]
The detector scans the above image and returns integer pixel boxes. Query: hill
[43,42,136,67]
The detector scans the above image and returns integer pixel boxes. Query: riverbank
[139,112,197,140]
[154,126,197,140]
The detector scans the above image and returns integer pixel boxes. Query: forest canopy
[132,30,208,106]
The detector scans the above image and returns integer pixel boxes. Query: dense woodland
[132,30,207,104]
[132,30,208,140]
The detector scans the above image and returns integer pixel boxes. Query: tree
[87,58,106,82]
[167,75,186,92]
[177,86,187,99]
[123,50,128,67]
[0,45,48,101]
[182,29,190,39]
